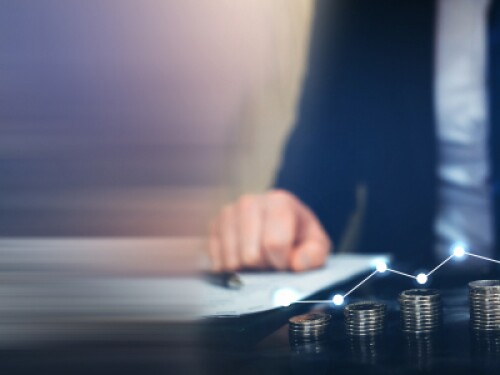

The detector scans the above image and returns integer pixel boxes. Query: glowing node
[375,261,388,273]
[272,288,299,307]
[452,244,466,258]
[332,294,344,306]
[416,273,428,285]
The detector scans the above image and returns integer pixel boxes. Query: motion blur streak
[0,1,311,373]
[1,0,232,236]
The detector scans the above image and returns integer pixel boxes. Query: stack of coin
[288,312,331,346]
[469,280,500,331]
[404,333,436,371]
[344,302,386,336]
[349,335,380,365]
[291,340,328,355]
[472,331,500,357]
[399,289,441,333]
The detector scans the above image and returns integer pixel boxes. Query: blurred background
[0,1,318,362]
[0,0,314,237]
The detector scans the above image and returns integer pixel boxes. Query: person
[208,0,500,272]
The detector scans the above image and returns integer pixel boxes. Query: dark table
[201,266,500,375]
[2,266,500,375]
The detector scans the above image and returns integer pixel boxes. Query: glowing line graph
[290,244,499,307]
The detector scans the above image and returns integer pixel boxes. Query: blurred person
[208,0,500,272]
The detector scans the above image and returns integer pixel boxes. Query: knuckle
[264,236,288,251]
[267,189,293,202]
[238,194,257,210]
[274,209,294,222]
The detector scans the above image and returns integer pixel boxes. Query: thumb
[289,206,331,272]
[290,240,329,272]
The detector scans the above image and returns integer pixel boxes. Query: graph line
[386,268,416,279]
[465,252,500,265]
[343,270,378,297]
[426,254,455,276]
[291,248,500,306]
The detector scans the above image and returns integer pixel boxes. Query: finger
[290,203,331,272]
[208,219,223,272]
[219,205,240,271]
[237,195,264,268]
[290,239,329,272]
[261,191,297,270]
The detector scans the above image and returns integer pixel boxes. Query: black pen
[204,272,243,290]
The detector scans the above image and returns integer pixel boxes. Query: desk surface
[0,256,499,375]
[201,270,500,375]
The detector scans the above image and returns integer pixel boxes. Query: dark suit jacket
[275,0,500,265]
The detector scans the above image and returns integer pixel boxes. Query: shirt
[434,0,494,258]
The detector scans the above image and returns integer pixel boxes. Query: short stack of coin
[288,312,331,346]
[404,333,436,371]
[349,334,380,365]
[469,280,500,331]
[344,302,386,336]
[399,289,441,333]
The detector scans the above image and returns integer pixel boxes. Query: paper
[0,238,383,327]
[201,254,383,317]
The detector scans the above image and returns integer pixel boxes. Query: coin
[345,302,386,311]
[399,289,441,334]
[289,313,331,325]
[469,280,500,289]
[288,312,331,346]
[400,289,441,300]
[469,280,500,331]
[344,301,386,336]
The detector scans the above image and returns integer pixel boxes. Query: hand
[208,189,331,272]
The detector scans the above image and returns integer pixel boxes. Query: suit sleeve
[273,0,358,244]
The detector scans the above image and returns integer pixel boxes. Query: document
[201,254,384,317]
[0,238,383,338]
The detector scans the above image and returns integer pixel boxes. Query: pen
[204,272,243,290]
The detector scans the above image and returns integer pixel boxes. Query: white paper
[201,254,384,317]
[0,238,384,341]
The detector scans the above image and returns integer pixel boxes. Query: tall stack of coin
[469,280,500,331]
[344,302,386,336]
[288,312,331,346]
[472,331,500,357]
[399,289,441,333]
